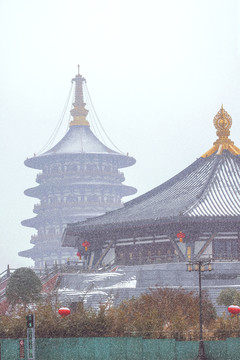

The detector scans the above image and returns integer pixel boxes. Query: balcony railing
[33,200,121,213]
[36,170,125,183]
[116,254,180,266]
[30,234,38,244]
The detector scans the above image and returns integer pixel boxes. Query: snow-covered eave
[62,214,240,247]
[24,152,136,170]
[18,247,35,259]
[24,182,137,198]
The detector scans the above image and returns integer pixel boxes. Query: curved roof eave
[62,150,240,245]
[24,152,136,170]
[24,182,137,198]
[62,214,240,246]
[24,126,136,169]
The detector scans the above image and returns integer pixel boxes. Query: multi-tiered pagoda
[20,70,137,268]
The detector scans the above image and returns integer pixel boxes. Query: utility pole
[26,314,35,360]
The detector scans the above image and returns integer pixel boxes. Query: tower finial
[213,104,232,137]
[69,70,89,127]
[201,106,240,157]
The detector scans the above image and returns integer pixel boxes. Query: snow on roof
[63,150,240,244]
[42,126,117,156]
[25,125,136,169]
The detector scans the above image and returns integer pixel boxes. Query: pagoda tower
[20,69,137,268]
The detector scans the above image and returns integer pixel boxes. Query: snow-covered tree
[6,267,42,308]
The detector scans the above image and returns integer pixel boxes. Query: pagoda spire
[69,65,89,127]
[201,105,240,157]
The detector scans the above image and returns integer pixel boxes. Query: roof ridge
[184,156,221,215]
[123,157,205,208]
[184,151,239,216]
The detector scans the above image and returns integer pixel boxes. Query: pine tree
[6,267,42,308]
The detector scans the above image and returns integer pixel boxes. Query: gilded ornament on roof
[70,72,90,127]
[201,105,240,157]
[213,105,232,138]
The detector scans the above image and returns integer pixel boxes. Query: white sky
[1,0,240,272]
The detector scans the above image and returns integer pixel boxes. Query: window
[213,239,238,259]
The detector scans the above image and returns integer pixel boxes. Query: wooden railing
[36,170,125,183]
[33,200,120,213]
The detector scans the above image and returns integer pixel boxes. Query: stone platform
[58,261,240,315]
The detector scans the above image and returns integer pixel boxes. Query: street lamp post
[187,259,212,360]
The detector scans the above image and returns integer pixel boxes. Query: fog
[0,0,240,271]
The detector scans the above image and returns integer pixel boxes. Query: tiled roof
[62,150,240,243]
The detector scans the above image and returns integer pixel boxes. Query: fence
[1,336,240,360]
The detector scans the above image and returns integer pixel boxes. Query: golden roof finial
[213,105,232,137]
[69,67,89,127]
[201,106,240,157]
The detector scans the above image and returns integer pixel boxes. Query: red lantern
[82,241,90,251]
[58,307,71,317]
[176,232,186,243]
[228,305,240,315]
